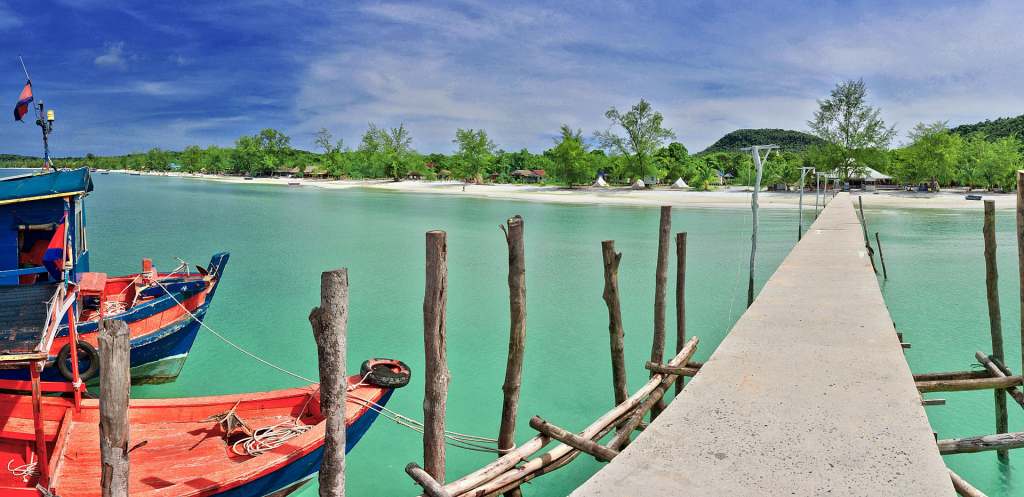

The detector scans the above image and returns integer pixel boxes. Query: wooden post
[423,230,450,483]
[529,416,619,462]
[601,241,628,411]
[874,232,888,280]
[650,206,671,420]
[982,200,1008,462]
[98,319,130,497]
[29,363,50,489]
[938,431,1024,455]
[748,154,765,308]
[949,469,989,497]
[858,196,878,274]
[1017,171,1024,392]
[309,269,348,497]
[498,216,526,497]
[916,376,1022,393]
[675,232,687,396]
[974,352,1024,409]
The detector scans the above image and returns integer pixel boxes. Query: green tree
[143,148,170,171]
[595,98,676,183]
[180,145,203,173]
[380,124,414,181]
[452,128,495,183]
[808,79,896,178]
[232,135,261,175]
[898,121,962,189]
[551,125,594,187]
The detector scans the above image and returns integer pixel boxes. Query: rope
[150,279,503,453]
[231,420,313,456]
[7,455,37,483]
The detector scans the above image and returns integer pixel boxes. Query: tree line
[3,80,1022,191]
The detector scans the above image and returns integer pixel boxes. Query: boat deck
[571,193,954,496]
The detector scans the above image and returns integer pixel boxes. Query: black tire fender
[360,358,411,388]
[57,341,101,382]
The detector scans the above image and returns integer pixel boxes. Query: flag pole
[18,55,31,82]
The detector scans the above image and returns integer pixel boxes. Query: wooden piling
[1017,171,1024,392]
[98,319,131,497]
[601,241,629,410]
[949,468,989,497]
[498,216,526,497]
[982,200,1008,462]
[916,376,1022,393]
[675,232,687,396]
[874,232,888,280]
[748,163,764,308]
[529,416,619,462]
[858,196,878,274]
[974,352,1024,409]
[938,431,1024,455]
[651,206,671,419]
[424,230,450,483]
[309,269,349,496]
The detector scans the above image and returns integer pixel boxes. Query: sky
[0,0,1021,157]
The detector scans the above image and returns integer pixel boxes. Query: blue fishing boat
[0,167,229,385]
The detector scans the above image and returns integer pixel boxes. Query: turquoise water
[868,206,1022,496]
[74,173,799,496]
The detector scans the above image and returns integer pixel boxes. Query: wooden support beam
[98,319,130,497]
[645,361,700,377]
[949,468,988,497]
[651,206,671,420]
[423,230,450,483]
[675,232,687,396]
[922,398,947,406]
[529,416,619,462]
[938,431,1024,455]
[913,370,991,382]
[858,196,878,274]
[916,376,1021,393]
[407,463,453,497]
[308,269,348,497]
[875,232,888,280]
[974,352,1024,409]
[607,337,699,451]
[498,216,526,497]
[901,342,912,349]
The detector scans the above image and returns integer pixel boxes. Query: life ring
[360,358,411,388]
[57,341,101,382]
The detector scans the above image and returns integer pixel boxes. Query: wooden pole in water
[949,468,989,497]
[529,416,620,462]
[858,196,878,274]
[874,232,888,280]
[651,206,671,419]
[98,319,130,497]
[407,463,453,497]
[982,200,1009,462]
[747,149,765,307]
[309,269,349,496]
[424,230,450,483]
[601,241,629,411]
[1017,171,1024,389]
[675,232,687,396]
[498,216,526,497]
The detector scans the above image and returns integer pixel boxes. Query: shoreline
[103,170,1018,210]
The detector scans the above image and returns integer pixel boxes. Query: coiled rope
[151,277,503,454]
[7,455,37,482]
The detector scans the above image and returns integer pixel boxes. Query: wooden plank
[309,268,348,497]
[915,376,1022,393]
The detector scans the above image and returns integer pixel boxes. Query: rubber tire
[57,341,100,382]
[360,359,411,388]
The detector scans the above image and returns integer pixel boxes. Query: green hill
[951,114,1024,140]
[700,129,825,154]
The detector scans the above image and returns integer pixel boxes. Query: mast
[19,56,54,171]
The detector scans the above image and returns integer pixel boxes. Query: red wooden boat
[0,362,410,497]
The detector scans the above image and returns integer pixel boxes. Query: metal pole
[798,168,806,241]
[18,55,31,82]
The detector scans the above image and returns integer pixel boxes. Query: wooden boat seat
[0,415,60,442]
[0,283,60,363]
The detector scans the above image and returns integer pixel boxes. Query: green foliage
[701,129,825,154]
[893,122,962,188]
[452,128,495,183]
[550,125,594,187]
[951,114,1024,141]
[808,79,896,178]
[595,98,675,181]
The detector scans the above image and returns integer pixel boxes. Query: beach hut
[671,177,688,189]
[304,165,327,179]
[632,179,646,189]
[438,169,452,180]
[592,176,608,187]
[511,169,543,184]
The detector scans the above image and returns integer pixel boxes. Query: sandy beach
[117,170,1017,210]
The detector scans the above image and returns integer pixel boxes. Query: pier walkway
[571,193,953,496]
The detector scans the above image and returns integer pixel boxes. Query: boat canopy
[0,168,93,205]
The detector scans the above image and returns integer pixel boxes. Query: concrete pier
[572,194,953,496]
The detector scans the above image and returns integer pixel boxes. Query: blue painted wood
[0,266,48,276]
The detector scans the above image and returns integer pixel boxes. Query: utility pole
[741,144,779,308]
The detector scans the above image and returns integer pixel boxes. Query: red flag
[13,81,32,121]
[42,220,66,280]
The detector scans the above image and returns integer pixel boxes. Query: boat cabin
[0,168,92,287]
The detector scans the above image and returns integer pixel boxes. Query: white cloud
[94,42,128,69]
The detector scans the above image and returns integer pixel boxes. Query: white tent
[592,176,608,187]
[671,177,688,189]
[631,179,646,190]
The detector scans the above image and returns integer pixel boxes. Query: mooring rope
[231,420,313,456]
[7,455,37,483]
[151,278,503,453]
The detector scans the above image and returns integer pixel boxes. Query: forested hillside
[951,114,1024,140]
[700,129,825,154]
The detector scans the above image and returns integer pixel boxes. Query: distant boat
[0,168,229,385]
[129,171,141,176]
[244,176,254,181]
[288,181,301,187]
[0,360,410,496]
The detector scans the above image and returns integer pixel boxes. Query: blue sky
[1,0,1021,157]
